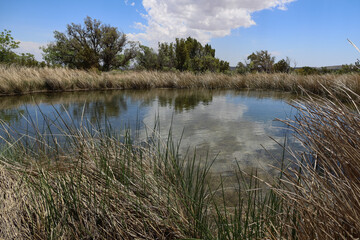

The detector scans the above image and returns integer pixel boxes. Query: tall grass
[275,87,360,239]
[0,106,290,239]
[0,110,216,239]
[2,63,360,238]
[1,64,360,99]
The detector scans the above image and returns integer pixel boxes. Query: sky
[0,0,359,67]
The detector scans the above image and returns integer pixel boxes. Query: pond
[0,89,300,175]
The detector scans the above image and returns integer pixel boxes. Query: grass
[1,64,360,99]
[274,87,360,239]
[1,64,360,239]
[0,105,289,239]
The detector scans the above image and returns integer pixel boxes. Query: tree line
[0,29,47,67]
[1,17,359,74]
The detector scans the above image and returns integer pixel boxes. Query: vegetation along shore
[1,86,360,239]
[1,65,360,99]
[1,16,360,239]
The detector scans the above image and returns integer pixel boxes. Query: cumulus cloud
[130,0,295,46]
[16,41,47,61]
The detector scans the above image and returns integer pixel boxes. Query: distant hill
[229,65,344,71]
[293,65,343,70]
[229,66,237,71]
[317,65,342,70]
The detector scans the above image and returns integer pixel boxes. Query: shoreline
[1,65,360,98]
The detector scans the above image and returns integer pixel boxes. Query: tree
[273,58,290,73]
[247,50,275,73]
[175,38,190,71]
[0,29,44,67]
[174,37,229,72]
[219,60,230,73]
[337,64,359,74]
[157,42,176,70]
[236,62,249,74]
[136,45,158,70]
[295,66,319,75]
[134,36,229,73]
[0,29,20,63]
[42,16,136,71]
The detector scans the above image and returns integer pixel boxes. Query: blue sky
[1,0,359,67]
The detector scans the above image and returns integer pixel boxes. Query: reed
[275,86,360,239]
[1,64,360,99]
[2,64,360,239]
[0,112,204,239]
[0,106,289,239]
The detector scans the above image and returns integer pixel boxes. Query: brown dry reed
[1,64,360,98]
[276,87,360,239]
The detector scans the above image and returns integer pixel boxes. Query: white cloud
[16,41,47,61]
[125,0,135,6]
[130,0,296,46]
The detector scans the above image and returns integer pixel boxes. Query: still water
[0,89,300,174]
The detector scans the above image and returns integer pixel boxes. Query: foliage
[42,16,137,71]
[247,50,275,73]
[135,37,230,73]
[0,29,20,63]
[235,62,249,74]
[295,66,319,75]
[158,42,176,71]
[136,45,158,70]
[0,29,46,67]
[337,64,360,74]
[273,58,290,73]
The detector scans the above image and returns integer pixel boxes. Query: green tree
[273,58,290,73]
[295,66,319,75]
[136,45,158,70]
[0,29,20,63]
[175,38,190,71]
[201,55,219,72]
[219,60,230,73]
[247,50,275,73]
[236,62,249,74]
[136,36,229,73]
[337,64,359,74]
[157,42,176,70]
[42,16,136,71]
[174,37,228,72]
[0,29,42,67]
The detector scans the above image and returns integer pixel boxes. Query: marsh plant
[0,86,360,239]
[1,64,360,99]
[275,87,360,239]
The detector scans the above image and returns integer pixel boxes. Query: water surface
[0,89,300,174]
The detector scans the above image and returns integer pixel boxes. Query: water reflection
[0,89,299,174]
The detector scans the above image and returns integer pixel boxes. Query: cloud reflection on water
[142,93,290,173]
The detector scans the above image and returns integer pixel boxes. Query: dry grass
[1,64,360,98]
[0,119,191,239]
[2,64,360,238]
[275,87,360,239]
